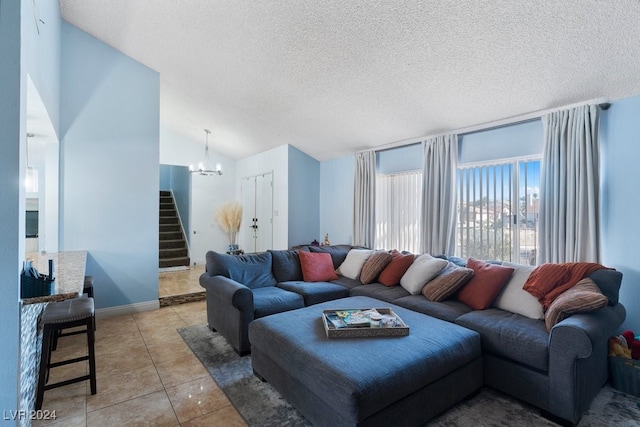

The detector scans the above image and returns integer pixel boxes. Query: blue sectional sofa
[199,245,626,425]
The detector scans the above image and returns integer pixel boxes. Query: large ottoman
[249,296,482,426]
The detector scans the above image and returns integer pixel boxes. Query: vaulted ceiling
[59,1,640,161]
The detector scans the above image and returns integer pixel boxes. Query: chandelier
[190,129,222,176]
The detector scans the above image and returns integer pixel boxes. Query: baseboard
[95,300,160,320]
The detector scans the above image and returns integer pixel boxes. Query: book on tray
[326,309,384,328]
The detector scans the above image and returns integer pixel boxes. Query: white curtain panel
[539,105,600,263]
[375,171,423,254]
[353,150,376,248]
[421,134,458,255]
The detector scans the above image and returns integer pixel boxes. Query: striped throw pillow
[360,251,393,284]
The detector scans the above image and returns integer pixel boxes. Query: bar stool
[83,275,94,298]
[35,298,97,410]
[54,276,96,346]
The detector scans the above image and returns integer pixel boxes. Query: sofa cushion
[337,249,374,280]
[205,251,276,289]
[252,286,305,318]
[492,262,544,320]
[308,245,352,269]
[349,282,411,302]
[277,281,350,306]
[378,251,415,287]
[544,278,608,331]
[299,251,338,282]
[393,295,473,322]
[455,308,549,372]
[588,269,622,305]
[422,262,473,302]
[331,276,364,291]
[360,251,393,284]
[400,254,448,295]
[269,249,303,282]
[456,258,514,310]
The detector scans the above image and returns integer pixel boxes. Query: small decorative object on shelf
[324,233,330,245]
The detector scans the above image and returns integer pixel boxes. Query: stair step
[160,202,174,209]
[160,239,185,249]
[159,256,190,268]
[160,224,181,232]
[160,216,179,225]
[159,210,177,217]
[160,190,171,197]
[160,247,188,259]
[160,231,183,240]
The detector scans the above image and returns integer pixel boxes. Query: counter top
[21,251,87,305]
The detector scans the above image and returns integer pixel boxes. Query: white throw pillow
[337,249,374,280]
[492,262,544,320]
[400,254,448,295]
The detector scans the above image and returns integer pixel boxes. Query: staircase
[159,191,190,268]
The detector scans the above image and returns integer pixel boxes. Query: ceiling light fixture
[190,129,222,176]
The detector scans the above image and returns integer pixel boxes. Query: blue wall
[288,146,320,246]
[171,166,192,240]
[377,143,423,174]
[159,165,191,238]
[159,165,171,190]
[320,155,355,245]
[600,97,640,332]
[59,22,160,309]
[459,120,543,164]
[0,1,23,417]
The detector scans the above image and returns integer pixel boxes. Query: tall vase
[228,230,239,253]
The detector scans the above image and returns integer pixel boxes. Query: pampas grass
[215,201,242,245]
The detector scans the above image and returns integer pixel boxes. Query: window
[375,171,422,253]
[456,159,540,264]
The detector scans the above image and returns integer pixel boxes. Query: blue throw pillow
[205,251,276,289]
[269,249,303,282]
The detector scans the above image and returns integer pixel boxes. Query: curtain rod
[365,98,610,154]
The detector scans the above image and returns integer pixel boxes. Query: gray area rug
[179,324,640,426]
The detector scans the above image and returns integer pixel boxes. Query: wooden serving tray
[322,307,409,338]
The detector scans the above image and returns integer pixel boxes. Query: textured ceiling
[59,0,640,161]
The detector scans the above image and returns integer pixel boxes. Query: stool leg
[87,316,97,395]
[36,325,52,410]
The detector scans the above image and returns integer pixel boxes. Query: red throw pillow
[299,251,339,282]
[456,258,514,310]
[378,251,415,287]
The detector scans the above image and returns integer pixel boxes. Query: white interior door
[240,176,255,252]
[255,173,273,252]
[239,173,273,253]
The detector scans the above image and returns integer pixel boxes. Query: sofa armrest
[199,273,255,354]
[549,303,626,358]
[547,303,626,423]
[199,274,253,311]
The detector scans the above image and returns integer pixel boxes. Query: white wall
[236,145,289,249]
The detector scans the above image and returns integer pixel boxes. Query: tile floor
[159,264,206,298]
[36,268,246,426]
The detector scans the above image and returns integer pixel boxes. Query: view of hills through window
[456,159,541,265]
